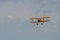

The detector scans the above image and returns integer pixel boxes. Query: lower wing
[40,20,51,22]
[30,21,37,23]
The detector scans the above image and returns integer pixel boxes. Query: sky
[0,0,60,40]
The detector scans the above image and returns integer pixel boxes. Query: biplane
[29,16,51,25]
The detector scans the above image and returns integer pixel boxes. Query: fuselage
[37,18,44,22]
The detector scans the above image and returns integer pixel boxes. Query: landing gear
[36,23,38,25]
[41,23,43,25]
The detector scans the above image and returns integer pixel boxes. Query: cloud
[0,1,34,22]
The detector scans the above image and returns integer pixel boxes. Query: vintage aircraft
[29,16,51,25]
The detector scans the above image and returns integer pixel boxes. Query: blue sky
[0,0,60,40]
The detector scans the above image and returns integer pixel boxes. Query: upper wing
[29,16,51,20]
[29,18,41,20]
[42,16,51,18]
